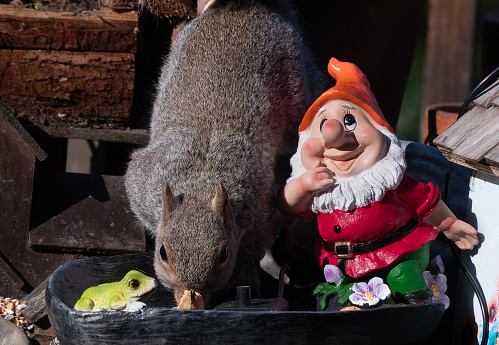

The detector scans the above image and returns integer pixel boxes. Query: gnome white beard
[287,127,407,213]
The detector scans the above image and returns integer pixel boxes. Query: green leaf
[384,296,396,304]
[314,282,342,295]
[320,294,328,310]
[337,283,354,304]
[313,283,329,295]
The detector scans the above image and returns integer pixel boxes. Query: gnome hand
[424,200,479,250]
[298,163,335,195]
[441,219,479,250]
[279,161,334,215]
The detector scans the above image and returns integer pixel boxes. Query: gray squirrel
[124,0,322,308]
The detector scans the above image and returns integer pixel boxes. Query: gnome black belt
[322,217,419,259]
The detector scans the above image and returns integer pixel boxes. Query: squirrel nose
[321,119,355,149]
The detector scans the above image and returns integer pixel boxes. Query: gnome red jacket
[315,173,440,278]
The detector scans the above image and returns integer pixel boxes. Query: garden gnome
[278,57,479,302]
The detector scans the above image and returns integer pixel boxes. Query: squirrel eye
[344,114,357,131]
[219,247,228,264]
[160,245,168,263]
[128,279,140,289]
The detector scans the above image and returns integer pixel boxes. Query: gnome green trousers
[383,244,430,296]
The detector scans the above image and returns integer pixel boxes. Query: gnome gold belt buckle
[334,242,354,259]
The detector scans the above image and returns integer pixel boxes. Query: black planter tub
[46,252,445,345]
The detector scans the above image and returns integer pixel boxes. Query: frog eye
[219,246,228,264]
[160,244,168,263]
[344,114,357,131]
[128,279,140,289]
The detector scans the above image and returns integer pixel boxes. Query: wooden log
[0,49,135,127]
[0,6,138,53]
[22,276,50,324]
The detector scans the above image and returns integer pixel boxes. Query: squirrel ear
[212,182,232,225]
[162,183,176,223]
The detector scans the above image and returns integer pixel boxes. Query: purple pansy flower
[430,255,445,274]
[423,271,450,309]
[324,265,344,285]
[349,277,391,307]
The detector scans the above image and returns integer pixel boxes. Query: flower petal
[430,255,445,274]
[433,293,450,309]
[351,282,369,294]
[423,271,435,288]
[367,297,380,306]
[373,283,391,300]
[368,277,384,290]
[435,274,448,294]
[324,265,343,285]
[349,293,368,306]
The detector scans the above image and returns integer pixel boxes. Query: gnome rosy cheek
[301,137,324,171]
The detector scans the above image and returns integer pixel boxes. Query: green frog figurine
[74,270,157,312]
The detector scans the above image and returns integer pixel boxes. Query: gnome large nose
[321,119,356,149]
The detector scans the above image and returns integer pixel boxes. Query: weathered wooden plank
[0,6,138,53]
[452,107,499,161]
[473,79,499,108]
[0,49,135,127]
[28,173,146,255]
[485,147,499,166]
[0,99,47,161]
[21,123,150,145]
[432,106,492,150]
[28,196,146,255]
[422,0,477,109]
[438,147,499,177]
[43,127,149,145]
[0,109,86,298]
[22,276,50,324]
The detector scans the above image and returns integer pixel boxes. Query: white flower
[349,277,391,307]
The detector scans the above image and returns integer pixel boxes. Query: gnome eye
[344,114,357,131]
[160,244,168,263]
[320,118,327,132]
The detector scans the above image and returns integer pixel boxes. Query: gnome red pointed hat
[299,58,395,134]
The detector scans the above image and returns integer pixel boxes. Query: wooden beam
[0,49,135,127]
[0,6,138,53]
[422,0,478,109]
[22,123,150,146]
